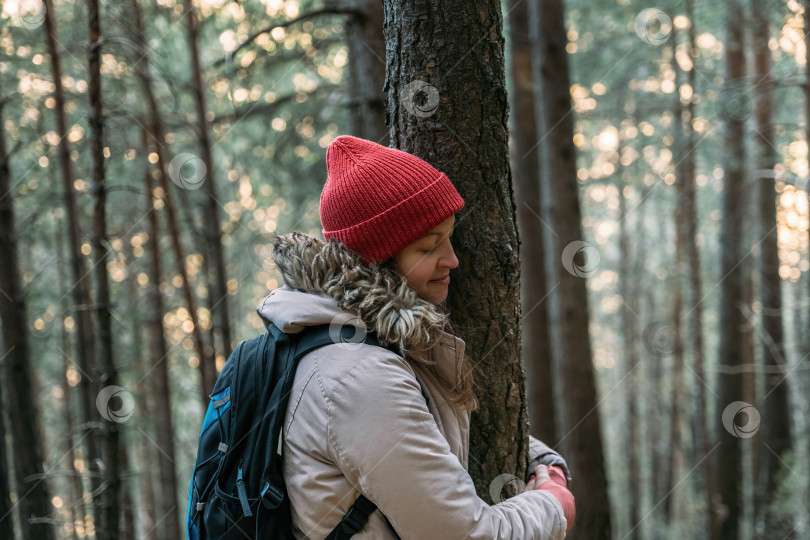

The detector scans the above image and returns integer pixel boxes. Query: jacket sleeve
[528,436,572,484]
[326,352,568,540]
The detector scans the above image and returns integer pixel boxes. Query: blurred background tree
[1,0,809,538]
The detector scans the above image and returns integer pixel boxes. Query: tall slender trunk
[140,126,182,539]
[528,0,612,536]
[740,271,759,535]
[56,229,86,540]
[681,1,718,535]
[86,1,121,537]
[664,271,685,525]
[0,375,15,540]
[751,4,792,537]
[183,0,233,364]
[43,0,102,514]
[0,72,56,540]
[125,235,157,540]
[381,0,530,493]
[804,0,810,501]
[643,235,664,528]
[805,0,810,506]
[118,439,136,540]
[506,0,556,446]
[618,143,641,539]
[342,0,388,143]
[717,2,747,538]
[129,268,158,540]
[127,0,213,406]
[663,27,685,526]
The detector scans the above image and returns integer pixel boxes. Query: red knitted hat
[320,135,464,264]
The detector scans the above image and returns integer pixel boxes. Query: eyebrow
[423,227,454,238]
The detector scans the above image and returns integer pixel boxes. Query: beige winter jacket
[257,233,568,540]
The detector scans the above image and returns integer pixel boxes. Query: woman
[258,136,575,539]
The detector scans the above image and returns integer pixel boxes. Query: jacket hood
[257,232,451,359]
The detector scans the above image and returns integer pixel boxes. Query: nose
[442,243,459,269]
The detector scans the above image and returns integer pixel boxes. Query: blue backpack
[186,323,393,539]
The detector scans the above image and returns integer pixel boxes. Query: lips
[430,275,450,284]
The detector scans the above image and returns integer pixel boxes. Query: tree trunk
[717,1,747,538]
[0,375,15,540]
[140,127,182,539]
[126,229,157,540]
[381,0,530,495]
[665,90,686,519]
[528,0,612,537]
[56,229,86,540]
[342,0,388,144]
[681,1,718,535]
[43,0,102,517]
[127,0,214,407]
[662,28,685,527]
[119,439,136,540]
[183,0,233,366]
[505,0,557,446]
[0,72,56,540]
[86,1,121,537]
[618,157,641,539]
[751,3,792,537]
[740,271,759,535]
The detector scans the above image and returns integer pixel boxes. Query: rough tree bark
[342,0,388,143]
[0,73,55,540]
[140,127,182,539]
[86,1,121,537]
[381,0,530,495]
[717,1,747,538]
[183,0,233,364]
[752,1,792,536]
[127,0,214,406]
[528,0,613,537]
[505,0,557,447]
[43,0,103,515]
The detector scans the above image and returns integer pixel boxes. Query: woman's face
[394,215,458,305]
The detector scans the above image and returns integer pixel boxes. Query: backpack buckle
[261,482,284,509]
[340,506,370,534]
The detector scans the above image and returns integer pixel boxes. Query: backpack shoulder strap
[290,324,395,539]
[292,324,396,360]
[325,494,378,540]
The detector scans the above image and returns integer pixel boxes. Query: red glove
[534,465,575,534]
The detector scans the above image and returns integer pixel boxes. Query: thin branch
[211,84,340,125]
[212,7,361,68]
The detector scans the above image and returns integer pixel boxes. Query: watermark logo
[489,474,525,504]
[634,9,673,46]
[401,80,440,118]
[721,401,760,438]
[328,313,368,351]
[96,385,135,423]
[169,153,207,190]
[561,240,600,278]
[12,0,46,29]
[715,86,752,122]
[642,321,678,357]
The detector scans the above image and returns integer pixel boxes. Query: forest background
[0,0,808,539]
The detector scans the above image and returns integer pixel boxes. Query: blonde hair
[380,258,478,411]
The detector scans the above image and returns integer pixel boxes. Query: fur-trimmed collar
[268,232,449,358]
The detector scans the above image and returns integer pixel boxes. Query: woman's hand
[525,464,551,490]
[527,464,575,534]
